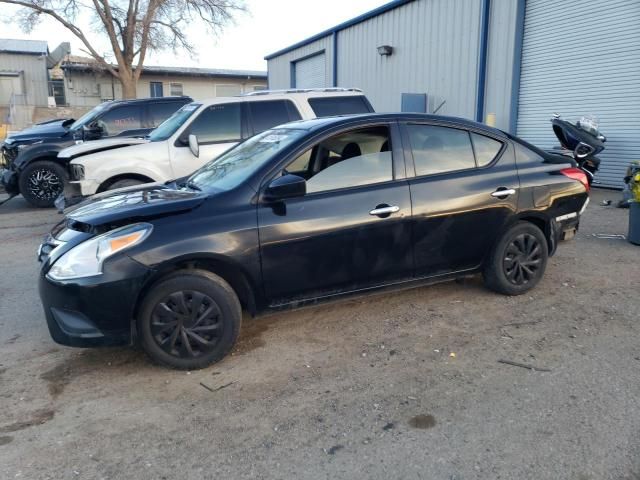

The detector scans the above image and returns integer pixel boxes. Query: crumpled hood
[66,184,207,229]
[6,119,72,143]
[59,137,149,160]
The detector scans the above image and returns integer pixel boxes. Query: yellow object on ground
[0,124,7,141]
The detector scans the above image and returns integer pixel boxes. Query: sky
[1,0,388,72]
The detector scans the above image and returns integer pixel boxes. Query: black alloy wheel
[138,270,241,369]
[483,222,548,296]
[27,168,63,201]
[151,290,223,359]
[503,233,542,285]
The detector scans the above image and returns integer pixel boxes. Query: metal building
[265,0,640,188]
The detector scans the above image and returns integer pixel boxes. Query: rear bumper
[38,255,153,347]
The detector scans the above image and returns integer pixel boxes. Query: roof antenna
[432,99,446,115]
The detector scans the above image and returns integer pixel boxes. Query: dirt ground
[0,189,638,480]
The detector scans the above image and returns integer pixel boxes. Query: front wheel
[137,270,242,370]
[483,222,549,295]
[19,161,67,208]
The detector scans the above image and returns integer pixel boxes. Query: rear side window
[471,132,503,167]
[407,125,475,176]
[249,100,301,134]
[148,102,184,128]
[97,105,143,136]
[308,96,373,117]
[188,103,241,143]
[513,141,545,165]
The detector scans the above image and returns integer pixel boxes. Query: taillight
[560,167,589,192]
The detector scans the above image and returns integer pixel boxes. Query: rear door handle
[491,188,516,198]
[369,205,400,217]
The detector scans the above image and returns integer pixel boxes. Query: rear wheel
[19,161,67,208]
[137,270,242,370]
[483,222,548,295]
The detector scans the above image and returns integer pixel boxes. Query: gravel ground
[0,189,638,480]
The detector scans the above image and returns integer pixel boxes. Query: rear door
[258,122,412,305]
[402,122,519,276]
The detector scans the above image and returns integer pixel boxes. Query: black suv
[1,96,192,207]
[37,113,590,369]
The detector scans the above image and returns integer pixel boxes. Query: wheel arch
[98,173,155,192]
[133,253,261,327]
[513,212,555,255]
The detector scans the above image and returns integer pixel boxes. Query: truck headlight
[46,223,152,281]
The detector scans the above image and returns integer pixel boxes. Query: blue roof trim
[264,0,416,60]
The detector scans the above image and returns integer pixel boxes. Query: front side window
[188,103,242,144]
[96,105,143,136]
[308,96,373,117]
[407,124,475,176]
[249,100,301,135]
[187,128,307,193]
[286,126,392,194]
[148,103,200,142]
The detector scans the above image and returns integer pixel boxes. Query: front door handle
[369,205,400,217]
[491,188,516,198]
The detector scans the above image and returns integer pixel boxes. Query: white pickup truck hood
[58,137,149,160]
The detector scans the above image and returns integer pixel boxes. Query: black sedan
[37,114,590,369]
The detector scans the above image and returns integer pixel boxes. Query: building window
[150,82,164,97]
[253,85,267,91]
[216,84,242,97]
[170,83,183,96]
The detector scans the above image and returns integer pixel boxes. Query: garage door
[516,0,640,188]
[294,53,326,89]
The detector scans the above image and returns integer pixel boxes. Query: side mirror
[264,174,306,201]
[188,134,199,157]
[83,121,104,139]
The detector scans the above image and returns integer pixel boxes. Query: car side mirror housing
[83,121,104,139]
[264,174,306,201]
[188,134,199,157]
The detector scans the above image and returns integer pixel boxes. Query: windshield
[148,103,201,142]
[69,102,110,130]
[187,128,307,193]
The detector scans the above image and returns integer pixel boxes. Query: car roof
[276,113,509,138]
[107,96,192,107]
[194,89,368,107]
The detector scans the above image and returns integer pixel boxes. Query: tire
[483,221,549,295]
[19,161,67,208]
[137,269,242,370]
[107,178,146,191]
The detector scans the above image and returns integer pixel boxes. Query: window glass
[287,126,392,193]
[471,132,503,166]
[97,105,142,136]
[407,125,475,176]
[148,102,183,128]
[513,140,546,165]
[170,83,183,96]
[308,96,372,117]
[188,103,241,143]
[150,82,163,98]
[249,100,298,134]
[149,103,200,142]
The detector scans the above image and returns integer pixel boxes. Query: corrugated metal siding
[336,0,482,117]
[267,36,333,89]
[517,0,640,188]
[0,52,48,107]
[294,53,326,88]
[484,0,518,130]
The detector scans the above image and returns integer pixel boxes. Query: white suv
[61,89,373,202]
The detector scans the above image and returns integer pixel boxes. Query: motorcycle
[547,114,606,186]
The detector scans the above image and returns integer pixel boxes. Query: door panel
[403,123,519,276]
[258,182,412,304]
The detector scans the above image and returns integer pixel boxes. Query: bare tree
[1,0,245,98]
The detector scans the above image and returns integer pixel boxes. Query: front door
[258,124,413,305]
[170,102,246,178]
[402,122,520,277]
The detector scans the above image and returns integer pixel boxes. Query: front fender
[14,143,73,171]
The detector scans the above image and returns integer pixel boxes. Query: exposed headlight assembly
[47,223,153,281]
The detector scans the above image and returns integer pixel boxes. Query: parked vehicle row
[36,112,590,370]
[1,96,192,207]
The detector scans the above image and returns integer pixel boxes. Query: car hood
[6,119,72,142]
[59,137,150,160]
[65,184,207,229]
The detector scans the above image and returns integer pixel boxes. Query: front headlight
[46,223,153,281]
